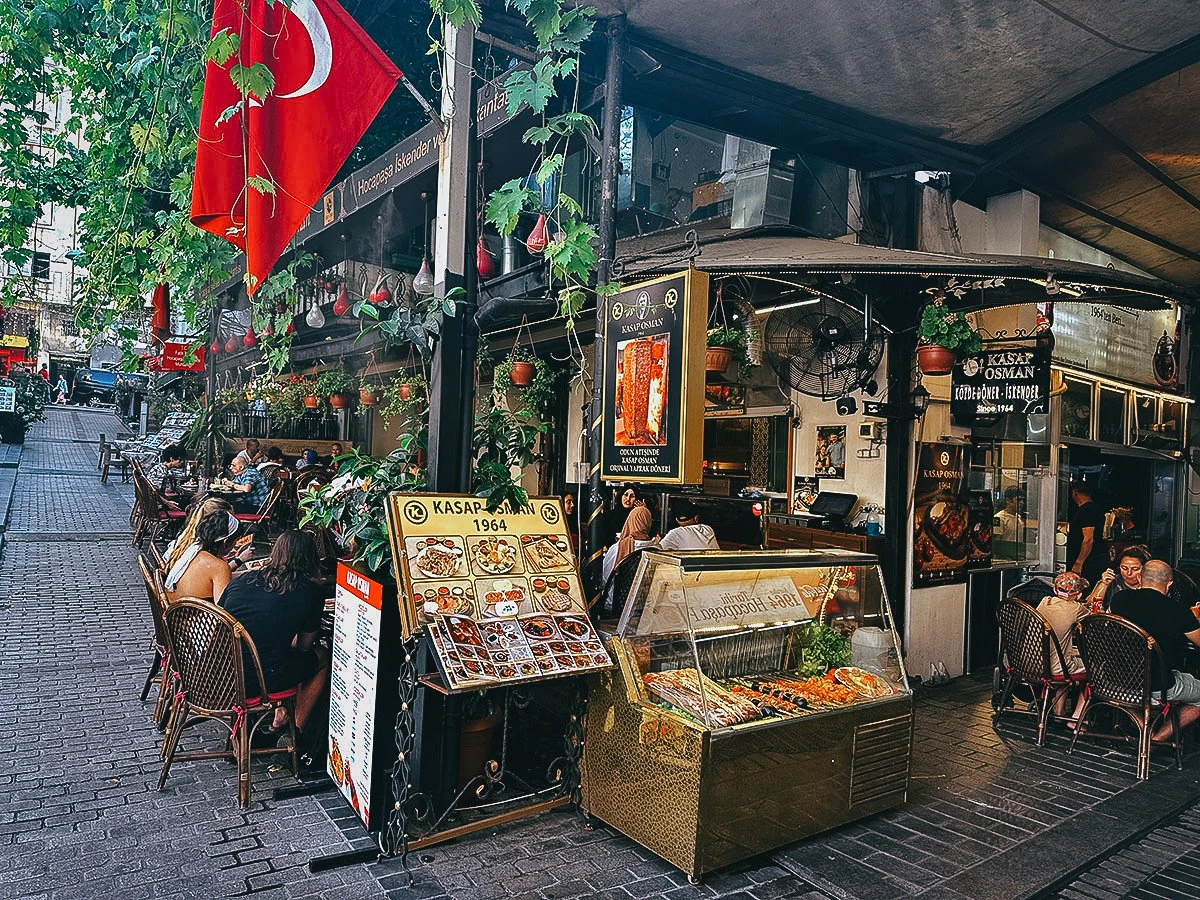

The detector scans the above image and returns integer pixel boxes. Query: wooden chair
[99,434,131,484]
[146,540,166,574]
[233,480,285,538]
[136,554,173,731]
[1069,613,1182,780]
[993,597,1087,746]
[158,599,298,807]
[131,462,186,546]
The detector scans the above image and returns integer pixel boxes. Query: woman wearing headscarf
[601,506,658,600]
[163,509,241,603]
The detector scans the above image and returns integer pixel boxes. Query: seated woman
[1085,545,1149,612]
[163,509,241,603]
[601,506,658,612]
[1036,571,1090,717]
[219,530,330,737]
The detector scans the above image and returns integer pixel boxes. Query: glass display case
[581,549,912,882]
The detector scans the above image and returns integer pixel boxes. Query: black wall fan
[763,298,884,400]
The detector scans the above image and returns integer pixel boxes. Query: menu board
[600,269,707,484]
[385,494,613,691]
[912,443,970,588]
[327,563,383,829]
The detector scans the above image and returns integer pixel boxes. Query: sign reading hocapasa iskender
[951,345,1050,418]
[600,269,707,484]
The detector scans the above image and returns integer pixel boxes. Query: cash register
[792,491,858,531]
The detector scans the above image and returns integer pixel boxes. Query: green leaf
[245,175,275,196]
[228,61,274,101]
[522,124,553,145]
[484,179,536,235]
[204,28,239,65]
[536,153,564,186]
[504,62,556,115]
[358,303,380,319]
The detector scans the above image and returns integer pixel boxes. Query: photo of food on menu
[614,333,669,447]
[400,521,611,691]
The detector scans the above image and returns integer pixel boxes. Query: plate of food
[472,536,517,574]
[522,536,574,572]
[411,538,465,579]
[556,615,594,640]
[414,583,474,617]
[833,666,897,699]
[922,499,969,557]
[521,616,557,640]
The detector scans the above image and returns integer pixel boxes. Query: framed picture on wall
[815,426,846,480]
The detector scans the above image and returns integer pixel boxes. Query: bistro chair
[99,434,131,484]
[158,599,298,808]
[594,548,648,619]
[146,540,166,574]
[993,597,1086,746]
[136,554,174,731]
[233,480,285,538]
[131,462,186,547]
[1069,613,1182,780]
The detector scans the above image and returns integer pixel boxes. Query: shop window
[1096,386,1126,444]
[1132,393,1157,445]
[1161,399,1184,444]
[31,251,51,281]
[1060,377,1093,440]
[969,440,1046,566]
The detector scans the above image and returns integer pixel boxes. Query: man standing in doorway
[1067,481,1106,586]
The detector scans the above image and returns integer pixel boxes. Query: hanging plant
[380,372,428,425]
[316,369,357,408]
[494,347,557,419]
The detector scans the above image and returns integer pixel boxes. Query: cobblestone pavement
[5,408,1200,900]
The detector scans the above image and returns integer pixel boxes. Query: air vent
[850,714,912,808]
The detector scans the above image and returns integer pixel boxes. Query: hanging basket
[916,343,956,376]
[705,346,734,373]
[303,395,321,410]
[359,388,380,406]
[329,392,355,409]
[509,360,536,387]
[397,382,413,401]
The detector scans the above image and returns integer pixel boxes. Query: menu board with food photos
[385,494,613,691]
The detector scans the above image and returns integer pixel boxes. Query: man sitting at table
[144,444,188,505]
[228,455,270,514]
[1109,559,1200,739]
[257,445,285,473]
[234,438,262,467]
[658,499,720,552]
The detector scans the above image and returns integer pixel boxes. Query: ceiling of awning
[576,1,1200,287]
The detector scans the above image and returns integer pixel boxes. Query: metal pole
[583,14,626,601]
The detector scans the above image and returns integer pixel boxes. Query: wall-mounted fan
[763,299,883,400]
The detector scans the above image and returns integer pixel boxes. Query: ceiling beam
[1002,168,1200,266]
[1081,115,1200,216]
[978,33,1200,176]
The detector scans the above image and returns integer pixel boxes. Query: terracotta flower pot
[329,392,354,409]
[916,343,957,376]
[398,383,412,401]
[509,360,535,387]
[359,388,379,405]
[705,346,733,373]
[458,710,503,789]
[303,395,320,410]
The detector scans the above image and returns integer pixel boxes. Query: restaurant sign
[950,345,1050,418]
[601,269,708,484]
[0,385,14,412]
[385,494,612,690]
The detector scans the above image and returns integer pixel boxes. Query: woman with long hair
[219,530,329,736]
[163,509,240,603]
[163,497,233,573]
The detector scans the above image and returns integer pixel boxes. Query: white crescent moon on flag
[277,0,333,100]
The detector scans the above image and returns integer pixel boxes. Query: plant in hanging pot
[358,375,382,406]
[380,373,428,425]
[705,325,749,375]
[317,369,357,409]
[495,345,537,388]
[917,294,981,375]
[270,376,308,426]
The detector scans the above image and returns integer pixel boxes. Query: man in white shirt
[658,499,720,552]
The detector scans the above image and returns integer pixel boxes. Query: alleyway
[4,408,1200,900]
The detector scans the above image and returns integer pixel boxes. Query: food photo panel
[520,534,575,573]
[405,535,467,580]
[468,534,524,577]
[410,580,476,625]
[476,576,535,618]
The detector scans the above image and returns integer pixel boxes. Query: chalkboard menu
[951,345,1050,418]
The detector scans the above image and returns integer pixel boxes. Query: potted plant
[359,375,381,406]
[380,373,428,425]
[271,376,309,425]
[317,369,357,409]
[917,294,982,375]
[496,345,537,387]
[706,325,749,375]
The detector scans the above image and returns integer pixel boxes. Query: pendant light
[412,191,435,297]
[242,326,257,348]
[224,336,238,354]
[332,285,351,316]
[306,297,326,329]
[525,213,548,255]
[476,235,496,279]
[209,337,221,356]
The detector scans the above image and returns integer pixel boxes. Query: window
[1060,377,1092,440]
[31,252,50,281]
[1097,386,1125,444]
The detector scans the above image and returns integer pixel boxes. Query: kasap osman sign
[601,269,707,484]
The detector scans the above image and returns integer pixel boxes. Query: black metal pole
[883,330,914,638]
[583,14,626,602]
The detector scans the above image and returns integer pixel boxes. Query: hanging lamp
[306,297,326,329]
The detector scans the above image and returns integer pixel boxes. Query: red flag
[191,0,400,293]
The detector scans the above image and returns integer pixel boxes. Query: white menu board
[327,563,382,829]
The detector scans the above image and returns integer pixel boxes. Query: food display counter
[581,549,912,881]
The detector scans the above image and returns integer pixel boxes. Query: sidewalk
[2,407,1200,900]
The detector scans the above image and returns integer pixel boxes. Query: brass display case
[581,549,912,882]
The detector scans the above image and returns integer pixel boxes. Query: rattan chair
[1069,613,1182,780]
[136,554,174,730]
[994,597,1087,746]
[233,480,285,538]
[146,540,166,574]
[131,462,186,546]
[158,599,298,807]
[594,548,648,619]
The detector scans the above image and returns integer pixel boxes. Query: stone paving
[5,408,1200,900]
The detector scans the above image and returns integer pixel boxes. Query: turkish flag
[191,0,400,293]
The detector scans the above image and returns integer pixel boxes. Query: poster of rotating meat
[602,269,708,484]
[912,443,971,588]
